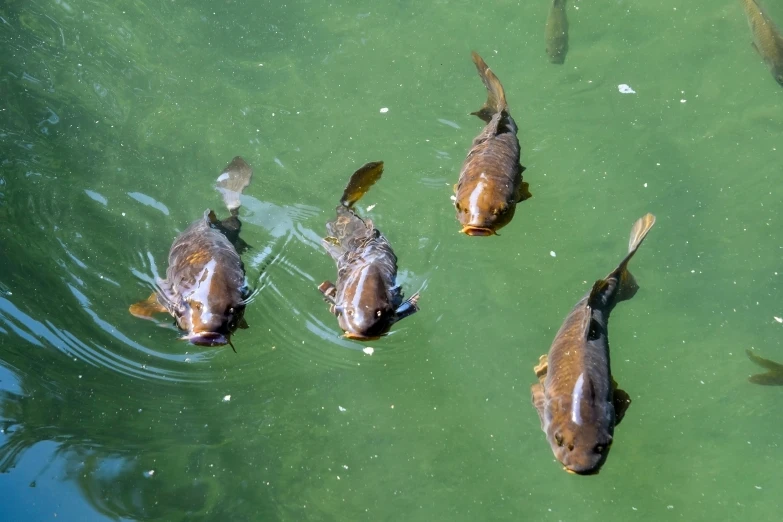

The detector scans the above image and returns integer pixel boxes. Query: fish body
[741,0,783,86]
[129,157,253,349]
[531,213,655,475]
[545,0,570,64]
[454,52,531,237]
[319,161,419,340]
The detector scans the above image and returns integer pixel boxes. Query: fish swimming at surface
[319,161,420,340]
[453,51,531,237]
[740,0,783,87]
[531,213,656,475]
[129,156,254,350]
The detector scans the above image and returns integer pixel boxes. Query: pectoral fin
[533,354,549,382]
[238,317,249,329]
[395,292,420,320]
[612,385,632,426]
[517,180,532,202]
[318,281,337,304]
[531,382,547,429]
[129,293,167,319]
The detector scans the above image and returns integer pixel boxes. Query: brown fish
[545,0,569,64]
[453,52,531,237]
[740,0,783,87]
[319,161,420,340]
[129,156,254,350]
[746,349,783,385]
[531,213,656,475]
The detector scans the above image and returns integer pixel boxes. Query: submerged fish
[319,161,420,340]
[746,349,783,385]
[740,0,783,87]
[129,156,254,350]
[545,0,570,64]
[453,51,531,237]
[531,213,656,475]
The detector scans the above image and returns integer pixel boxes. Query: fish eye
[594,444,605,454]
[554,433,564,447]
[567,443,575,452]
[228,307,234,314]
[347,309,354,316]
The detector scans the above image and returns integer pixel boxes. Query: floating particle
[774,317,783,323]
[143,470,155,478]
[363,347,374,355]
[644,183,648,188]
[366,204,376,211]
[379,107,389,113]
[550,251,556,258]
[338,406,347,412]
[618,84,636,94]
[222,395,231,402]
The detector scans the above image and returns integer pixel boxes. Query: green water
[2,0,783,520]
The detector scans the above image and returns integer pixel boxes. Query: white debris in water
[680,99,687,104]
[449,195,456,201]
[379,107,389,113]
[338,405,347,412]
[667,505,674,510]
[618,84,636,94]
[366,204,376,211]
[644,183,648,188]
[342,465,349,469]
[222,395,231,402]
[362,347,374,355]
[143,470,155,478]
[775,317,783,323]
[755,485,762,490]
[550,251,556,258]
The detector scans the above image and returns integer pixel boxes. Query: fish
[740,0,783,87]
[129,156,254,350]
[453,51,531,237]
[531,213,656,475]
[318,161,420,340]
[746,349,783,385]
[545,0,569,64]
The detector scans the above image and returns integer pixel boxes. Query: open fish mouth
[459,226,496,236]
[182,332,229,347]
[564,466,600,476]
[343,332,382,341]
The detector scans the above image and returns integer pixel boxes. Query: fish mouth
[459,226,496,237]
[343,332,382,341]
[182,332,229,347]
[563,466,600,476]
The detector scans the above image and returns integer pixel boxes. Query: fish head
[455,189,517,236]
[334,271,397,340]
[544,393,615,475]
[336,301,396,340]
[178,298,247,347]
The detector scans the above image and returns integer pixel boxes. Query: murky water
[2,0,783,520]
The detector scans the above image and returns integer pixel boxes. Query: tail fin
[216,156,253,213]
[340,161,384,208]
[614,213,656,302]
[470,51,508,123]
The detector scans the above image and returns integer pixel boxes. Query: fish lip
[343,332,382,341]
[459,226,496,236]
[563,465,601,476]
[182,332,229,347]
